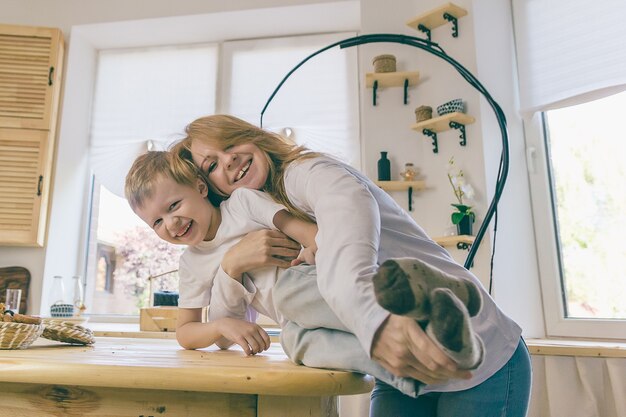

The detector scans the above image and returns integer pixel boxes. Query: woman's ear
[197,178,209,198]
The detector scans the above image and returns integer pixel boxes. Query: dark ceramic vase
[456,214,474,236]
[377,151,391,181]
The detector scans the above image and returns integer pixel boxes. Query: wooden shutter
[0,25,63,130]
[0,24,63,246]
[0,128,50,245]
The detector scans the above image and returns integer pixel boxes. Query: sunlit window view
[91,185,183,315]
[544,90,626,319]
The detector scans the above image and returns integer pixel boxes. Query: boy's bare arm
[176,307,270,355]
[273,209,318,250]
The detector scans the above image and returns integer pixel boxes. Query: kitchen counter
[0,336,374,416]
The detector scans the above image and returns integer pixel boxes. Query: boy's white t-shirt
[177,188,287,325]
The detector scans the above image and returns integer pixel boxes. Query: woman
[173,114,531,417]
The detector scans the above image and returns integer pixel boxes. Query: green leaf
[451,212,466,225]
[451,203,471,213]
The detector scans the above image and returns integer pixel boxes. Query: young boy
[124,151,484,397]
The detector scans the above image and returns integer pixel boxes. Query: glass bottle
[49,275,66,306]
[73,275,85,314]
[400,163,418,181]
[377,151,391,181]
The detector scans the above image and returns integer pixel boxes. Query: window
[85,33,358,317]
[85,44,217,316]
[527,91,626,339]
[221,33,360,166]
[513,0,626,339]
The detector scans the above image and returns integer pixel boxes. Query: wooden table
[0,337,374,416]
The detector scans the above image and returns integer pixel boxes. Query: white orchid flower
[461,183,475,200]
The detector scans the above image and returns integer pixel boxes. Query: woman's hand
[221,229,302,278]
[216,317,271,355]
[371,315,473,385]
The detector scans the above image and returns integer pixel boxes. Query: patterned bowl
[436,99,464,116]
[50,303,75,318]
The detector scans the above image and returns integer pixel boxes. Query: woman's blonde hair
[172,114,319,221]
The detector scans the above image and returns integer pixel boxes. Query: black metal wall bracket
[403,78,409,105]
[417,24,431,41]
[449,121,467,146]
[443,12,459,38]
[373,78,410,106]
[372,79,378,106]
[457,241,471,251]
[423,128,438,153]
[408,186,413,211]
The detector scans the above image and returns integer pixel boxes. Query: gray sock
[426,288,484,370]
[373,257,482,320]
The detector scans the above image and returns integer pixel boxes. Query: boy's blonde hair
[125,150,203,210]
[171,114,319,221]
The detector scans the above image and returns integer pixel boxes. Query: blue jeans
[370,338,532,417]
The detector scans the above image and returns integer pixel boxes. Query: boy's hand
[222,230,301,278]
[217,318,271,355]
[291,245,317,266]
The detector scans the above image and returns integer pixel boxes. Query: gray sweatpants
[273,265,420,398]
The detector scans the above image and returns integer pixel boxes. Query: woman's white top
[283,156,522,394]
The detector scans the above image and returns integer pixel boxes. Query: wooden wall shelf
[434,235,475,250]
[411,112,475,153]
[411,112,474,132]
[365,71,420,106]
[375,180,426,212]
[374,180,425,191]
[365,71,420,88]
[406,3,468,41]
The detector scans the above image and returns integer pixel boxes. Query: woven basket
[42,321,95,345]
[0,321,44,350]
[415,105,433,123]
[372,54,396,73]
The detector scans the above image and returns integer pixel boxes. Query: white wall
[471,0,544,336]
[0,0,544,333]
[359,0,493,281]
[357,0,544,336]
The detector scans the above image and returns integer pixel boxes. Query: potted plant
[447,157,475,236]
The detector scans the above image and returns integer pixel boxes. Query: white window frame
[524,112,626,340]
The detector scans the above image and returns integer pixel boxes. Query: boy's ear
[197,178,209,198]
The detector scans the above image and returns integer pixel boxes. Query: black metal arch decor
[260,33,509,271]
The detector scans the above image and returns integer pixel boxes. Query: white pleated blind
[512,0,626,113]
[220,32,360,167]
[89,45,218,197]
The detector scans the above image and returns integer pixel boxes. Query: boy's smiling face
[133,174,219,246]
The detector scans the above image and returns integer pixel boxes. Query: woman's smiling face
[189,140,270,196]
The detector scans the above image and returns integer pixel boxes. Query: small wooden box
[139,307,178,332]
